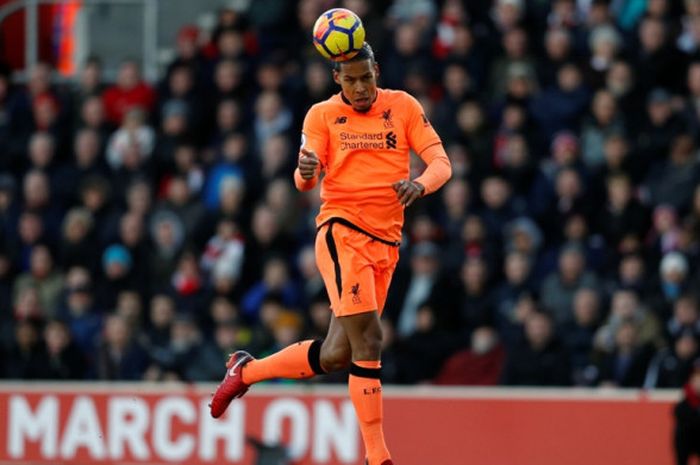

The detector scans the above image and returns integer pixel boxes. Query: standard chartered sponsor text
[339,131,385,150]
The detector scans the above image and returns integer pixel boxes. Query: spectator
[168,314,221,381]
[645,134,700,211]
[668,295,700,340]
[70,56,104,119]
[105,107,155,171]
[43,319,86,380]
[386,242,443,336]
[493,251,535,330]
[212,318,251,367]
[22,169,63,238]
[530,63,590,143]
[580,90,625,169]
[57,277,101,354]
[433,326,506,386]
[502,311,571,386]
[654,333,699,388]
[58,207,98,272]
[561,288,601,385]
[201,218,245,286]
[583,25,622,89]
[596,321,655,387]
[674,359,700,465]
[540,243,599,325]
[241,257,300,322]
[144,294,175,354]
[479,175,519,238]
[148,211,185,292]
[650,252,692,319]
[598,174,650,248]
[253,91,293,149]
[392,306,453,384]
[102,60,155,125]
[3,320,44,379]
[95,314,148,380]
[595,289,665,353]
[13,244,63,318]
[96,244,135,309]
[170,250,206,312]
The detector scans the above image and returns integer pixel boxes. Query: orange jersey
[296,88,450,242]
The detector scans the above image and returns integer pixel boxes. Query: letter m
[8,395,59,459]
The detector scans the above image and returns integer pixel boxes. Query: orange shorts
[315,220,399,317]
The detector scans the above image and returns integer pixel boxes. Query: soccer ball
[312,8,365,62]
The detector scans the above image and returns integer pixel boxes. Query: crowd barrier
[0,383,680,465]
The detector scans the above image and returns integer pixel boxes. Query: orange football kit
[295,88,452,317]
[211,88,451,465]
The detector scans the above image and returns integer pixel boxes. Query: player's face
[334,59,379,112]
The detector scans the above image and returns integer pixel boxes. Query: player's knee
[353,324,383,360]
[320,342,351,372]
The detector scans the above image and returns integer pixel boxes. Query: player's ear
[373,63,380,78]
[332,69,340,85]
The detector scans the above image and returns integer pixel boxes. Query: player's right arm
[294,104,329,191]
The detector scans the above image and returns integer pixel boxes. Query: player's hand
[298,148,319,180]
[392,179,425,207]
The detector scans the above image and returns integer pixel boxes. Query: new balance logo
[386,131,397,149]
[334,116,347,124]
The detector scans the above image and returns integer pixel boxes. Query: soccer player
[210,43,451,465]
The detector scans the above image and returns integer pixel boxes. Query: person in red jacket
[434,326,506,386]
[102,60,155,125]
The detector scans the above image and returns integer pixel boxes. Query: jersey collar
[340,89,382,114]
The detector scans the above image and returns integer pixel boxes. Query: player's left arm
[393,94,452,206]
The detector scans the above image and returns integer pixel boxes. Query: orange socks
[241,340,325,385]
[349,360,391,465]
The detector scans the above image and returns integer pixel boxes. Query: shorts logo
[334,116,347,124]
[385,131,397,149]
[350,282,361,304]
[381,109,394,128]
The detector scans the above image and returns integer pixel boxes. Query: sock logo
[350,282,361,304]
[385,131,397,149]
[363,386,382,395]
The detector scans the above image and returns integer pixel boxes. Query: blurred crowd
[1,0,700,389]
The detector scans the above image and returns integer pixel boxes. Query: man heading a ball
[210,42,452,465]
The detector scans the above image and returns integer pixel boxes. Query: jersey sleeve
[300,103,329,168]
[294,104,329,191]
[404,93,442,155]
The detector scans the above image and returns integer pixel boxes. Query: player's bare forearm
[414,143,452,195]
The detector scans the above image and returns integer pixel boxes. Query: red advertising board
[0,384,680,465]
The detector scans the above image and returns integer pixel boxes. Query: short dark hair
[333,42,375,71]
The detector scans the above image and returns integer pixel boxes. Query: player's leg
[339,311,392,465]
[326,224,395,465]
[319,314,352,372]
[241,312,351,383]
[209,225,351,418]
[210,314,352,418]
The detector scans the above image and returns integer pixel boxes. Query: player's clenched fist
[392,179,425,207]
[298,147,319,180]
